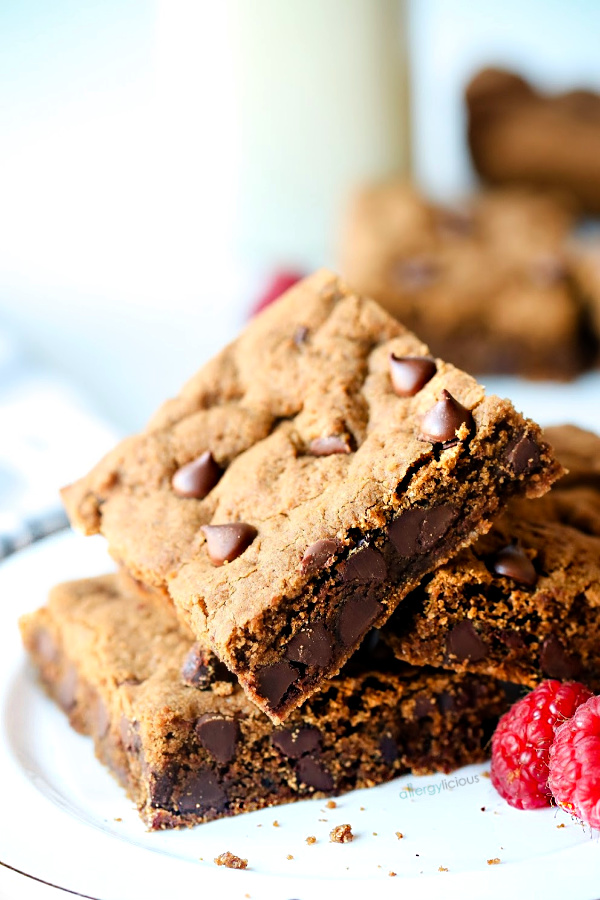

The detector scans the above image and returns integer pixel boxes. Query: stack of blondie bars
[21,270,600,830]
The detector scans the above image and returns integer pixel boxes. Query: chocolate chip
[540,636,582,680]
[201,522,257,566]
[336,596,383,647]
[436,207,474,237]
[172,451,222,499]
[389,354,437,397]
[394,257,439,290]
[296,757,334,791]
[174,768,227,814]
[294,325,309,346]
[491,544,537,586]
[120,717,141,754]
[272,726,322,759]
[301,538,338,573]
[33,628,57,664]
[287,624,333,668]
[57,666,77,712]
[388,504,457,557]
[256,661,299,706]
[380,735,398,765]
[181,642,234,688]
[530,255,567,287]
[342,546,387,583]
[309,435,352,456]
[446,620,488,662]
[95,697,110,738]
[505,434,541,475]
[420,389,474,444]
[196,713,239,764]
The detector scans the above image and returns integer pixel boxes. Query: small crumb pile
[214,851,248,870]
[329,824,354,843]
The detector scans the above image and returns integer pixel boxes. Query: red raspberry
[491,680,592,810]
[548,694,600,828]
[250,270,304,317]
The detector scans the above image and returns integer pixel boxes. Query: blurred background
[2,0,600,553]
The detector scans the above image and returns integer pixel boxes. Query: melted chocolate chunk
[201,523,257,566]
[172,451,222,499]
[499,629,526,651]
[181,642,234,689]
[301,539,338,573]
[540,636,582,680]
[296,756,334,791]
[174,769,227,814]
[149,768,177,808]
[272,726,322,759]
[336,595,383,647]
[379,735,399,765]
[342,546,387,583]
[120,717,141,754]
[389,354,437,397]
[505,434,541,475]
[256,661,299,706]
[420,390,474,443]
[309,435,352,456]
[438,691,456,714]
[446,620,488,662]
[196,713,239,764]
[491,544,537,586]
[287,624,333,668]
[388,504,457,557]
[414,695,436,718]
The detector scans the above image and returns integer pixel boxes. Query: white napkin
[0,327,118,559]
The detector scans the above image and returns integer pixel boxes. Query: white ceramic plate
[2,377,600,900]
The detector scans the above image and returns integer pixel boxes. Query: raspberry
[491,680,592,810]
[548,694,600,828]
[250,271,304,317]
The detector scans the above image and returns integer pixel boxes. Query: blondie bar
[467,67,600,214]
[20,574,506,830]
[61,270,561,721]
[382,426,600,688]
[341,183,596,378]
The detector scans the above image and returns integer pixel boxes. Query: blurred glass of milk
[230,0,410,270]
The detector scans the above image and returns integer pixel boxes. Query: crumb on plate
[214,852,248,870]
[330,824,354,843]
